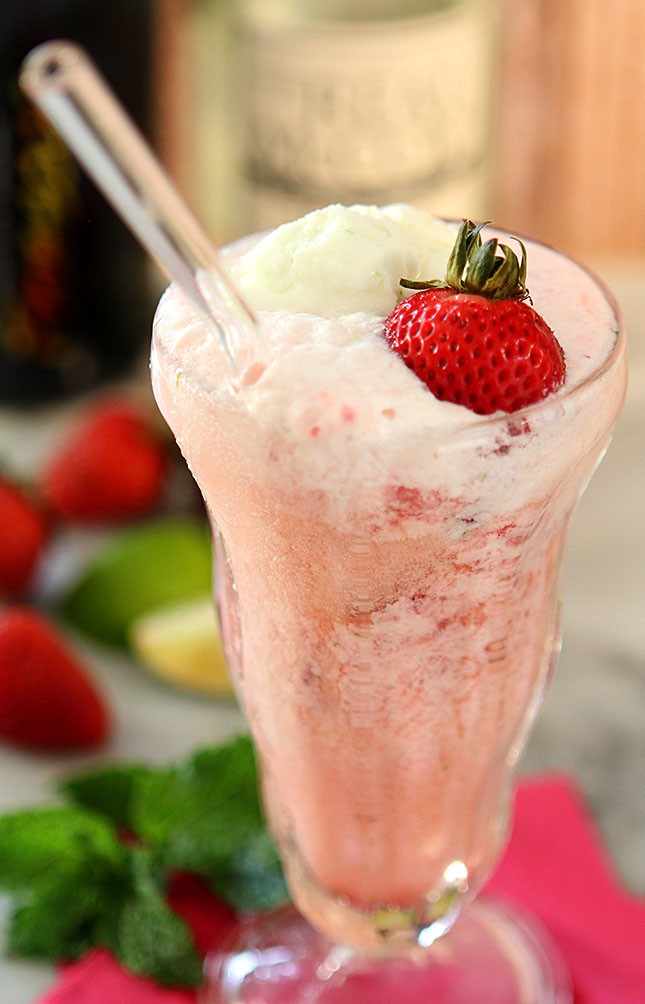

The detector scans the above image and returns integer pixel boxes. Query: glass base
[201,898,572,1004]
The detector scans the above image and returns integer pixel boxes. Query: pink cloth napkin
[486,776,645,1003]
[37,775,645,1004]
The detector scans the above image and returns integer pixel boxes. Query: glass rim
[153,222,627,444]
[427,223,628,442]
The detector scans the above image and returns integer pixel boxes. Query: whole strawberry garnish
[0,481,49,597]
[384,220,566,415]
[42,397,168,523]
[0,606,109,751]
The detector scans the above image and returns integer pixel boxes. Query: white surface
[0,263,643,1004]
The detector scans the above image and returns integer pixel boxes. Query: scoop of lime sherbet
[229,204,454,317]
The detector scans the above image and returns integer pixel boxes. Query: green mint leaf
[0,735,287,982]
[132,736,264,871]
[6,841,201,987]
[0,808,125,892]
[2,815,134,966]
[60,765,153,830]
[209,830,289,912]
[98,848,202,988]
[129,735,288,912]
[7,877,105,961]
[57,735,289,912]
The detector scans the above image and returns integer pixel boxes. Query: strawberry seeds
[383,220,566,415]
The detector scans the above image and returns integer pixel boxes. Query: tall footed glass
[151,237,626,1004]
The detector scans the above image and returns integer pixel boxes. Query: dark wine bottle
[0,1,154,404]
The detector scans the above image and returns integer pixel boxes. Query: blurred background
[0,1,644,998]
[2,0,644,402]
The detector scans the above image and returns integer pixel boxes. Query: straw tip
[19,40,86,96]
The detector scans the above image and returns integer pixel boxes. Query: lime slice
[129,596,234,697]
[60,519,212,647]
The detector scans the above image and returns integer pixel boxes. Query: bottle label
[238,2,496,226]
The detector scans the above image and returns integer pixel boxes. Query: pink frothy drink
[151,205,626,953]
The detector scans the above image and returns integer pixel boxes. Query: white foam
[152,206,623,529]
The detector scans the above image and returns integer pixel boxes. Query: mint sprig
[61,737,288,908]
[132,741,269,870]
[0,735,288,987]
[61,764,153,831]
[98,846,203,988]
[0,809,201,985]
[0,806,124,889]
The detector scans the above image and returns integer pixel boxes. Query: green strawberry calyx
[400,219,530,302]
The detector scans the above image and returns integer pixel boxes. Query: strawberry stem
[401,220,530,302]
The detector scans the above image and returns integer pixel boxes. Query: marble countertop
[521,263,645,894]
[1,262,643,1003]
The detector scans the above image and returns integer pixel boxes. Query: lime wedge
[60,519,212,647]
[129,596,234,696]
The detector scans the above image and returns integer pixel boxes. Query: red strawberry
[42,397,168,523]
[384,220,566,415]
[0,606,110,751]
[0,481,49,597]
